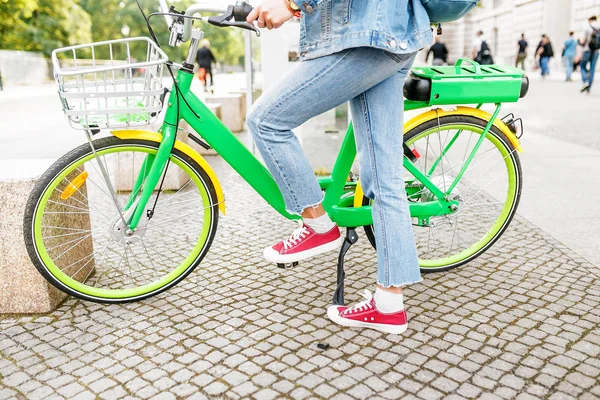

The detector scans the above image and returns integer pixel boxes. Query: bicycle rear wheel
[364,115,522,272]
[23,136,219,303]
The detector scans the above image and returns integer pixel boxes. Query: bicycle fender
[403,106,523,153]
[352,107,523,209]
[111,129,226,215]
[354,181,365,209]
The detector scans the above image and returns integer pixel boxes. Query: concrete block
[228,91,247,119]
[204,94,244,133]
[115,103,221,191]
[113,152,188,192]
[0,159,94,314]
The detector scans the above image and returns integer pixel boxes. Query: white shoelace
[343,290,374,315]
[282,222,310,250]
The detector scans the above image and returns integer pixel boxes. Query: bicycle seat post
[332,228,359,306]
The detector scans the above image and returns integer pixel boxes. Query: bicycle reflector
[60,171,89,200]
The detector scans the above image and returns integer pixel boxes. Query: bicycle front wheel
[23,136,219,303]
[364,115,522,272]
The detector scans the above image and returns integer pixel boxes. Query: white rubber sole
[327,305,408,335]
[263,236,343,263]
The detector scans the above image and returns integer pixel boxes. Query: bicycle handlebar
[181,3,229,42]
[158,1,257,43]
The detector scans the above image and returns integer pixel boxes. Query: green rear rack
[404,59,529,106]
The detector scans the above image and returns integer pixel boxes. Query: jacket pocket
[343,0,353,24]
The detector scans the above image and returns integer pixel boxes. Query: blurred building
[441,0,600,66]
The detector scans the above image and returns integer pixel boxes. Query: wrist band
[284,0,301,18]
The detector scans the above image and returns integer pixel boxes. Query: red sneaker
[327,290,408,335]
[263,222,341,263]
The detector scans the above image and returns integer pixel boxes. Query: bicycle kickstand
[332,228,359,306]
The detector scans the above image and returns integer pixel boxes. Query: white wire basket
[52,37,169,131]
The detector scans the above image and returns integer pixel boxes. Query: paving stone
[70,391,97,400]
[417,387,444,400]
[56,382,86,397]
[252,388,279,400]
[347,383,375,400]
[204,381,228,396]
[170,383,197,397]
[272,380,295,394]
[431,376,459,393]
[457,382,482,398]
[0,389,18,400]
[251,372,277,387]
[222,370,249,386]
[289,387,312,399]
[565,372,596,389]
[88,377,118,393]
[330,376,358,391]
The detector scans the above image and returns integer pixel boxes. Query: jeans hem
[377,276,423,288]
[285,196,325,216]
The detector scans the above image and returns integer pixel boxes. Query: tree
[0,0,37,49]
[0,0,92,56]
[80,0,244,65]
[0,0,245,66]
[21,0,92,55]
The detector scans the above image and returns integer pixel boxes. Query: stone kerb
[113,103,222,192]
[204,93,244,133]
[0,159,94,314]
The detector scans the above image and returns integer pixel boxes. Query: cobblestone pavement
[2,156,600,400]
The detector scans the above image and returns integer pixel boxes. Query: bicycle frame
[124,68,505,230]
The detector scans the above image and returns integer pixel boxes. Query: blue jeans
[581,50,599,90]
[539,57,550,77]
[564,55,575,80]
[247,47,422,288]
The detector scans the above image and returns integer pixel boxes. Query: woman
[563,32,577,81]
[246,0,433,334]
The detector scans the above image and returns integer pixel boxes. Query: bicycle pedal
[277,262,299,269]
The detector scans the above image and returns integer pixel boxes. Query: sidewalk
[2,155,600,399]
[1,74,599,400]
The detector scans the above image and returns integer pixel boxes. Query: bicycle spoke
[154,179,194,211]
[404,120,520,268]
[56,177,114,222]
[32,140,217,301]
[144,207,209,230]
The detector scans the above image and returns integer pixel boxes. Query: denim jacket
[296,0,433,60]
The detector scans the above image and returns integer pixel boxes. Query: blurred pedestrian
[563,31,578,81]
[574,41,584,72]
[426,36,449,66]
[536,35,553,79]
[515,33,528,70]
[196,39,217,90]
[472,30,494,65]
[579,15,600,93]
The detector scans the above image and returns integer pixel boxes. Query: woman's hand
[246,0,294,30]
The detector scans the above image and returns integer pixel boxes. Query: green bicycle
[23,2,528,304]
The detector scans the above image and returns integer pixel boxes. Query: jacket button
[389,40,397,48]
[305,4,313,13]
[400,41,408,50]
